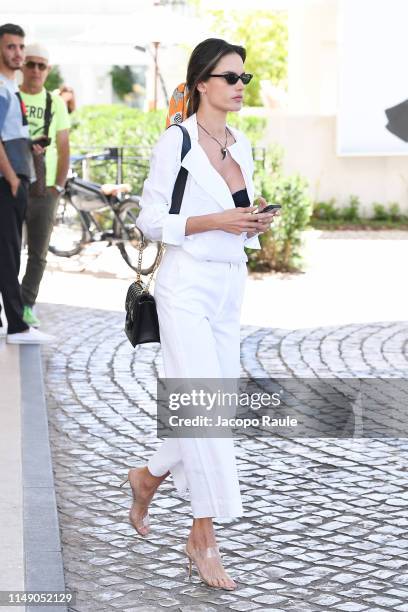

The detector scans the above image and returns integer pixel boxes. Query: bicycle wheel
[48,194,88,257]
[114,199,161,275]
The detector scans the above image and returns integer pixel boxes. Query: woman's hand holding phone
[191,197,280,237]
[246,196,281,237]
[254,196,281,215]
[215,206,262,235]
[215,206,277,236]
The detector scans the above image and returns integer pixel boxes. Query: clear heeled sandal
[184,544,237,591]
[120,471,150,536]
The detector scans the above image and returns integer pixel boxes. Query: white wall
[57,65,113,107]
[275,0,408,211]
[338,0,408,155]
[263,113,408,212]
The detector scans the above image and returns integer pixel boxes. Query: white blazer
[136,112,261,263]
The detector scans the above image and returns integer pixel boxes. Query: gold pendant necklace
[197,122,230,160]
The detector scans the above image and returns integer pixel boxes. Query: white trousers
[147,247,247,518]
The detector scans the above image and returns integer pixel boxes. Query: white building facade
[1,0,407,211]
[0,0,193,109]
[267,0,408,213]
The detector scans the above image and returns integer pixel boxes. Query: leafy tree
[45,66,63,91]
[191,6,288,106]
[175,3,288,106]
[110,65,135,100]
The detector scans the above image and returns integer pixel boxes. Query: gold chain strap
[136,236,165,293]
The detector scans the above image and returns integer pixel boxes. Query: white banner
[338,0,408,156]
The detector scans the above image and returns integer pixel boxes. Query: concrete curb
[20,346,67,612]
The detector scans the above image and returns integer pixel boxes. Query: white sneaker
[7,327,56,345]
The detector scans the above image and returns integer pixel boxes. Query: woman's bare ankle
[188,518,217,549]
[144,466,169,489]
[131,466,168,494]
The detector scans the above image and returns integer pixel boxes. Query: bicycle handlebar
[70,150,113,164]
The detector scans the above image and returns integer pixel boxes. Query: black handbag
[124,124,191,347]
[124,245,163,346]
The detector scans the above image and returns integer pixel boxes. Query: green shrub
[45,66,63,91]
[314,195,361,224]
[70,105,166,193]
[228,114,267,145]
[372,202,388,221]
[71,105,267,149]
[70,105,268,195]
[372,201,408,224]
[389,202,402,222]
[70,105,165,146]
[312,198,338,221]
[311,197,408,228]
[248,171,312,272]
[110,66,134,99]
[340,195,361,223]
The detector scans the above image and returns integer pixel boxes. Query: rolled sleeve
[244,233,261,249]
[136,126,185,245]
[162,213,188,245]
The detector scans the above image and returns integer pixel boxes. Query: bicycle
[48,151,160,275]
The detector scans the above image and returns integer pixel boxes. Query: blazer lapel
[227,138,255,203]
[180,114,254,210]
[181,143,234,210]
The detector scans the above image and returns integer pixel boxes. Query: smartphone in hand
[254,204,281,214]
[31,136,51,148]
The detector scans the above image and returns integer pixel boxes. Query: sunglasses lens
[26,61,47,70]
[225,73,239,85]
[241,74,253,85]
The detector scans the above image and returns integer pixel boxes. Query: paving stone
[253,594,288,604]
[329,573,360,584]
[39,304,408,611]
[284,575,321,586]
[227,602,263,611]
[356,579,390,590]
[309,594,342,605]
[334,604,369,611]
[178,607,218,612]
[329,587,371,600]
[367,595,405,606]
[387,588,408,598]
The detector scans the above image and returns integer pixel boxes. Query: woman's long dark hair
[186,38,246,117]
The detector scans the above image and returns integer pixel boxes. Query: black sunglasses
[209,72,253,85]
[25,60,48,71]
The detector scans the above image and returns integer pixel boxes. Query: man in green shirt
[20,42,70,327]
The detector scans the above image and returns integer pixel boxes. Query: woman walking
[124,38,277,590]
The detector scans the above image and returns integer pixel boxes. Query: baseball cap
[25,42,50,62]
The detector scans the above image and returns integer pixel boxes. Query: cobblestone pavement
[40,303,408,612]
